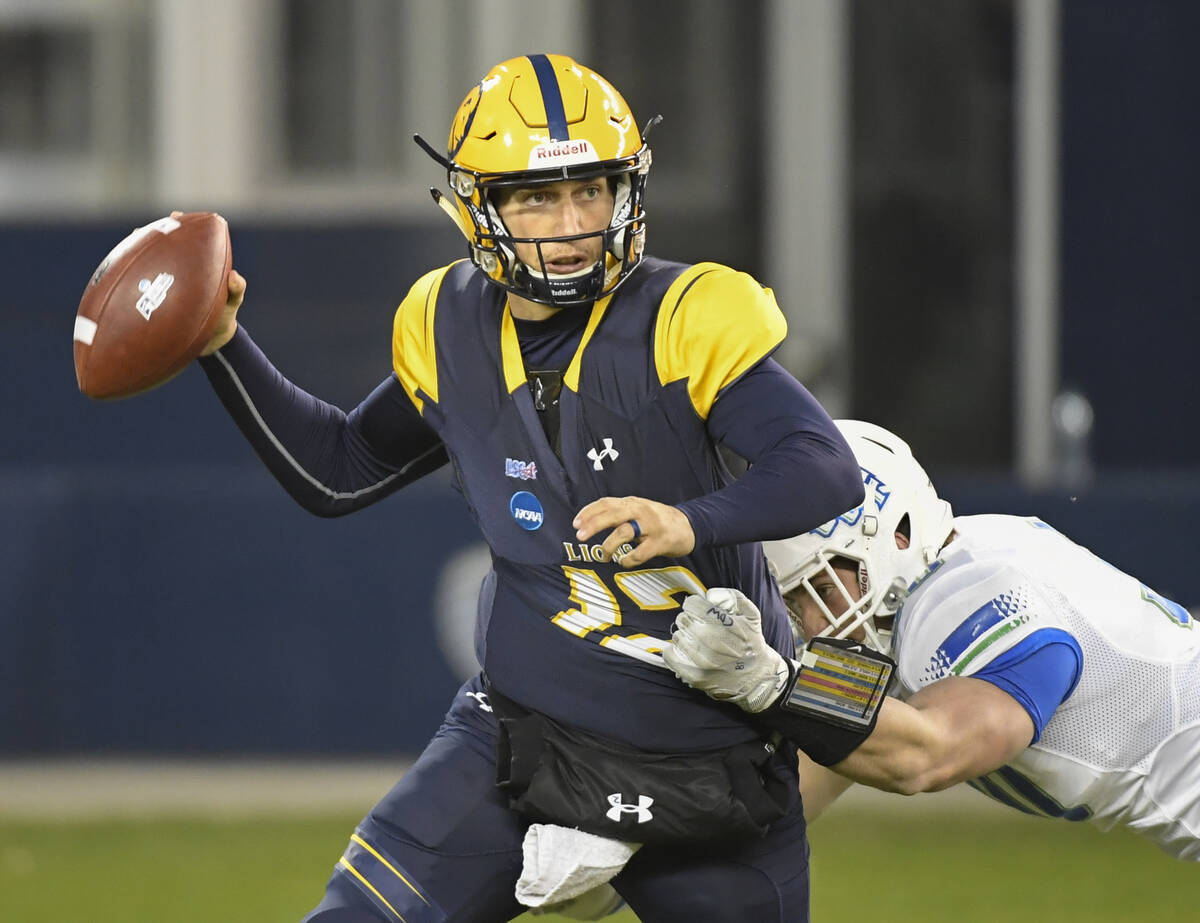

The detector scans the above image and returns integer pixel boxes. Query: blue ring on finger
[629,519,642,540]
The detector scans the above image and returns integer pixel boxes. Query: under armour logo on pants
[606,793,654,823]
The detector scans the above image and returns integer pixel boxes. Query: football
[74,211,232,400]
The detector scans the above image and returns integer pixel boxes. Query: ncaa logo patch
[509,491,544,531]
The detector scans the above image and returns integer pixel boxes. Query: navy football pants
[301,674,811,923]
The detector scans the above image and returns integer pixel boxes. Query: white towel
[514,823,640,910]
[528,883,626,919]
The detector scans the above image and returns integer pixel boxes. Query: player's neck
[507,293,561,322]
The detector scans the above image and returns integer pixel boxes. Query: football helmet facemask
[415,53,656,308]
[764,420,955,655]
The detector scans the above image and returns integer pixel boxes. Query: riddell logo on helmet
[528,139,599,169]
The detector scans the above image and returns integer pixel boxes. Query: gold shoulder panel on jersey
[392,263,459,413]
[562,293,615,392]
[498,303,526,395]
[653,262,787,419]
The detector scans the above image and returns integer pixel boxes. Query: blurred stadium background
[2,0,1198,919]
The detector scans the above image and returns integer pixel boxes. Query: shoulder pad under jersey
[653,262,786,419]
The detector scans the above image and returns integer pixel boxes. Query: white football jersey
[892,514,1200,860]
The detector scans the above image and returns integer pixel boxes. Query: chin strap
[516,259,607,305]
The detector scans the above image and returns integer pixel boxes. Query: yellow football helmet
[415,53,656,307]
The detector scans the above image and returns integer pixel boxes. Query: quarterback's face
[496,178,614,274]
[786,561,863,642]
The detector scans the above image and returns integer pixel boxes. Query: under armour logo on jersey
[606,793,654,824]
[465,691,492,713]
[587,438,620,470]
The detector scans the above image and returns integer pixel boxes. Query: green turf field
[1,805,1196,922]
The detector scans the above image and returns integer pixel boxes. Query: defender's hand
[663,588,789,713]
[573,496,695,568]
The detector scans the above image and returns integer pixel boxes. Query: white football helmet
[764,420,955,654]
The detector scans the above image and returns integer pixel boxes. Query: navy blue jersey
[201,255,862,753]
[393,258,799,750]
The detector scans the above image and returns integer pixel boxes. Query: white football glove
[663,587,790,714]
